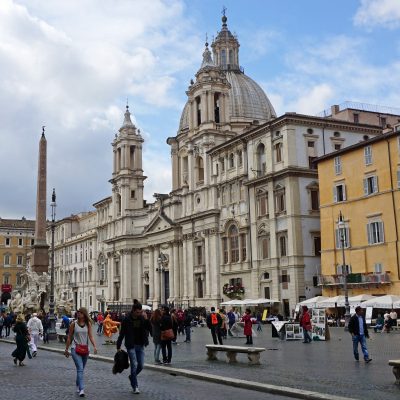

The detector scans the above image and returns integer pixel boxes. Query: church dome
[178,70,276,131]
[178,14,276,132]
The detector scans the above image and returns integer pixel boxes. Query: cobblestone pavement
[0,342,292,399]
[18,324,400,400]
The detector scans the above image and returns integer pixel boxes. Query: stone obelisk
[31,127,49,273]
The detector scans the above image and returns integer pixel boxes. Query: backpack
[211,313,219,326]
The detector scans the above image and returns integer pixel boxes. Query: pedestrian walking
[116,303,152,394]
[160,306,174,364]
[300,306,312,343]
[170,309,178,344]
[227,309,236,336]
[27,312,43,357]
[348,306,372,363]
[242,309,254,345]
[256,312,263,332]
[42,313,50,344]
[183,310,193,342]
[4,312,13,337]
[150,308,162,364]
[0,312,4,337]
[97,312,104,335]
[206,307,223,345]
[12,314,30,366]
[64,307,98,397]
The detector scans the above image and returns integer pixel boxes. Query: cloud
[354,0,400,29]
[0,0,202,219]
[262,34,400,116]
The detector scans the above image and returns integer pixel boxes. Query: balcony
[318,272,391,287]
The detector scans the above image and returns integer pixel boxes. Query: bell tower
[110,105,146,217]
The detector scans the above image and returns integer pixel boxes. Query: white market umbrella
[220,299,247,306]
[360,295,400,309]
[319,296,346,308]
[142,305,152,311]
[393,300,400,308]
[244,298,279,305]
[348,294,374,306]
[298,296,328,309]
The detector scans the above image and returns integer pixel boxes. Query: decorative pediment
[143,212,176,234]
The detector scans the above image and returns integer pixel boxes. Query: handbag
[75,343,89,356]
[161,328,174,341]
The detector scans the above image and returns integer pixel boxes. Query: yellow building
[0,217,35,304]
[317,126,400,297]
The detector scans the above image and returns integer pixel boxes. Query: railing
[318,272,391,287]
[316,101,400,118]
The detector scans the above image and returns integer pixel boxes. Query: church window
[229,225,239,263]
[229,49,234,65]
[278,234,287,257]
[196,96,202,126]
[257,143,266,177]
[130,146,135,169]
[275,142,283,163]
[195,245,203,266]
[221,186,226,204]
[275,186,286,214]
[196,157,204,183]
[131,190,136,199]
[4,254,10,265]
[257,192,268,216]
[117,148,122,170]
[229,153,235,168]
[240,233,247,261]
[221,158,225,172]
[214,93,220,123]
[221,49,227,67]
[238,151,243,166]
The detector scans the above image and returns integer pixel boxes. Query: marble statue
[9,291,23,314]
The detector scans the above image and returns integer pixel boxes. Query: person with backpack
[183,310,193,343]
[206,307,223,345]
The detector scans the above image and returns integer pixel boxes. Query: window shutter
[367,224,371,245]
[287,274,290,283]
[336,264,342,275]
[378,222,384,243]
[343,185,347,201]
[363,178,368,195]
[345,228,350,247]
[333,186,337,202]
[373,176,378,193]
[397,170,400,188]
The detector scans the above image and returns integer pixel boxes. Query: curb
[0,339,354,400]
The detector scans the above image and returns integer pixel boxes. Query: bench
[57,333,67,342]
[205,344,265,365]
[388,360,400,384]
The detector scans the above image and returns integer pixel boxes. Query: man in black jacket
[206,307,223,345]
[348,306,372,363]
[117,303,152,394]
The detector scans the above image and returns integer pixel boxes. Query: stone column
[182,238,188,300]
[108,256,114,301]
[187,239,194,303]
[171,146,179,191]
[136,249,143,302]
[121,145,126,169]
[188,150,194,191]
[123,250,132,302]
[148,247,154,303]
[173,242,180,301]
[125,143,130,170]
[113,149,117,174]
[205,235,211,298]
[210,232,220,300]
[168,244,174,303]
[154,247,160,304]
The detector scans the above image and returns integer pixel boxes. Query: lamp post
[338,211,350,331]
[48,188,57,340]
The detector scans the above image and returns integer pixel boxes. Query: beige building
[0,217,35,304]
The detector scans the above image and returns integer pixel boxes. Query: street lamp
[338,211,350,331]
[48,188,57,340]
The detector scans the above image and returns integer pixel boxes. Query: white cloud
[354,0,400,29]
[0,0,201,219]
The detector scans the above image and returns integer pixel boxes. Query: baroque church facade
[50,16,385,316]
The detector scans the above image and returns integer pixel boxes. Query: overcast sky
[1,0,400,220]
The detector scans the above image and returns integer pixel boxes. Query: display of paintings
[285,323,303,340]
[311,308,326,341]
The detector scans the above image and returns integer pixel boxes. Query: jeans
[303,329,312,343]
[5,325,11,336]
[161,340,172,363]
[97,323,103,334]
[185,326,191,341]
[246,335,253,344]
[71,348,88,391]
[154,343,161,362]
[352,334,369,360]
[127,346,145,389]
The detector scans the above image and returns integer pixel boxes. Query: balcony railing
[318,272,391,287]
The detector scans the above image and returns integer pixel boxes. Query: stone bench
[57,333,68,342]
[389,360,400,384]
[206,344,265,365]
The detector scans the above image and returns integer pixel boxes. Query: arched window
[275,142,283,162]
[229,153,235,168]
[229,225,239,263]
[221,49,227,67]
[214,93,220,123]
[197,157,204,183]
[197,277,204,298]
[196,96,201,126]
[257,143,266,176]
